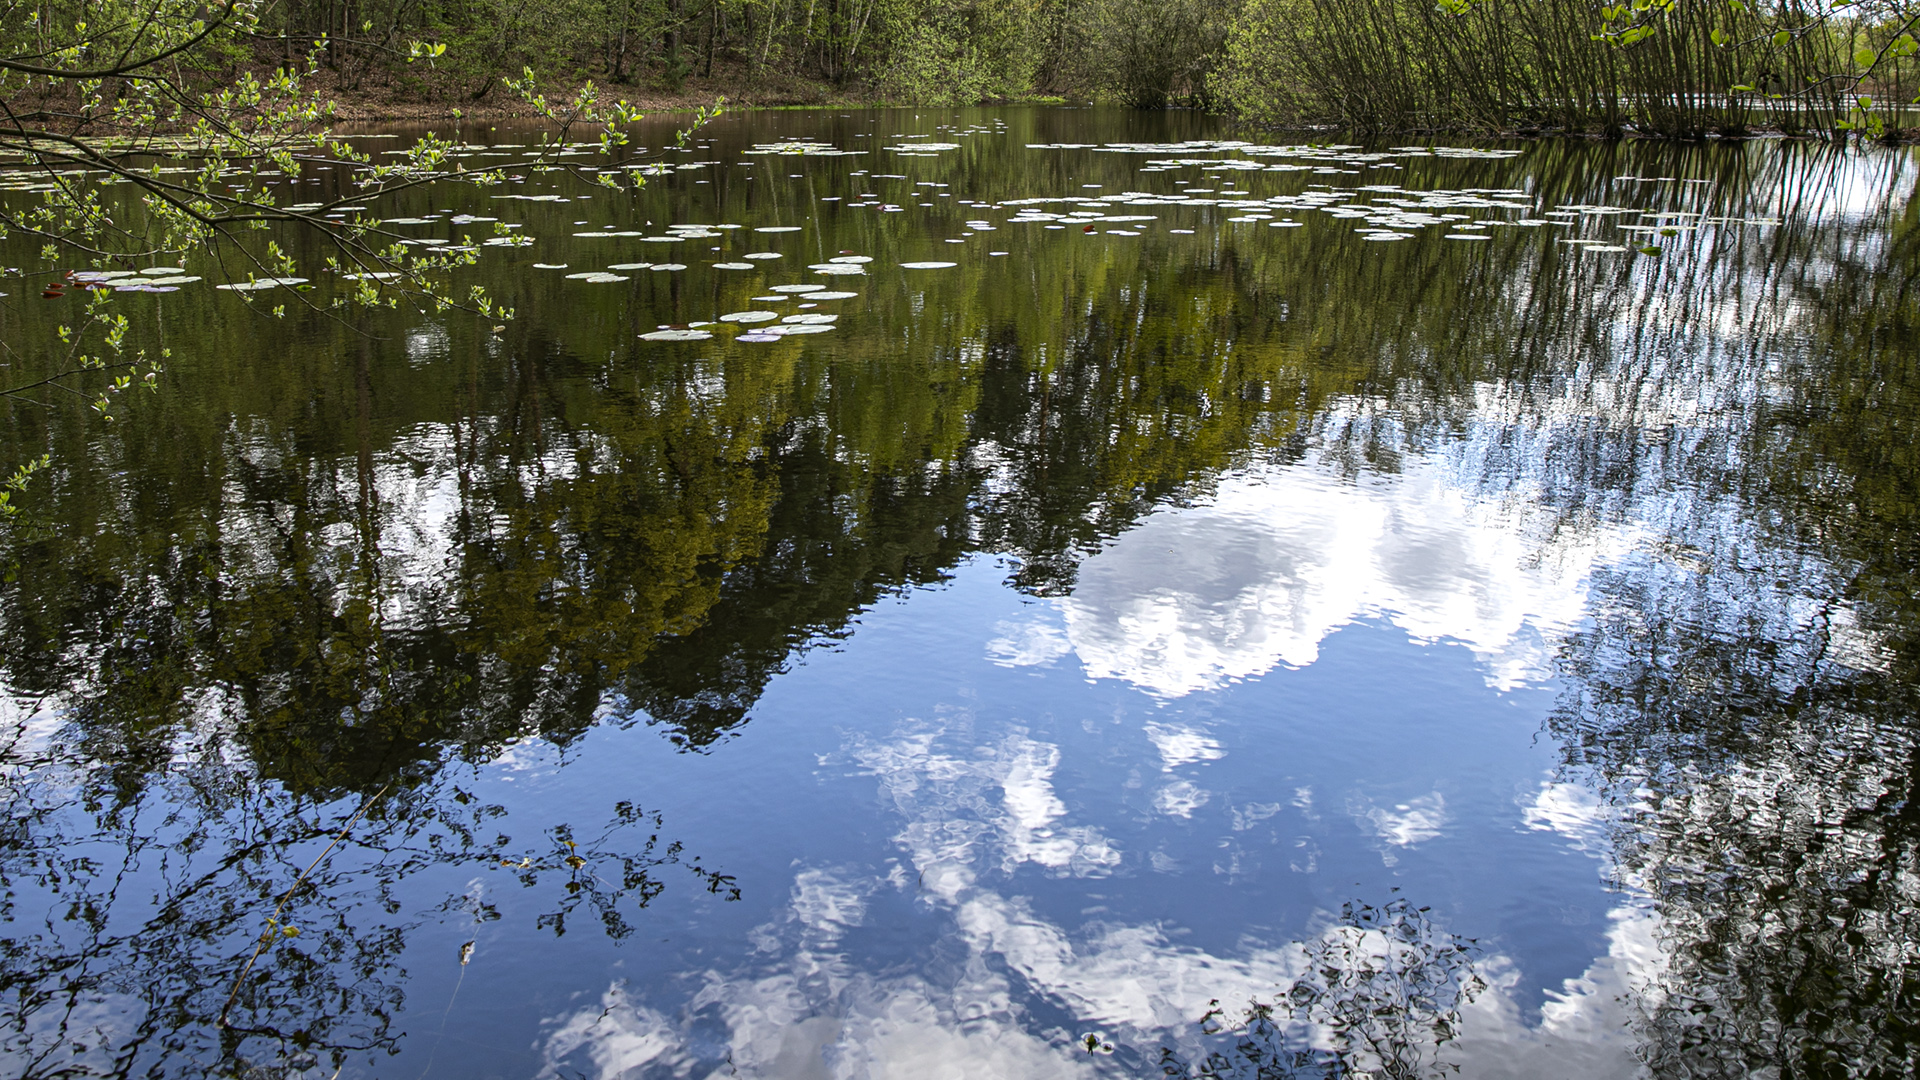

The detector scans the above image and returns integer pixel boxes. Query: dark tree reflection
[0,723,733,1079]
[1541,161,1920,1079]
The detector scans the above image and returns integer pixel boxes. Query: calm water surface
[2,107,1917,1079]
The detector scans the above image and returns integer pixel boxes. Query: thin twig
[217,781,393,1028]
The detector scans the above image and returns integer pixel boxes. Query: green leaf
[1855,47,1877,67]
[1772,30,1791,47]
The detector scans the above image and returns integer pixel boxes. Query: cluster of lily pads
[639,282,859,342]
[70,267,204,292]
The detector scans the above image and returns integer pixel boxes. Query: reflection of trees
[6,131,1920,1077]
[1540,162,1920,1079]
[1159,898,1484,1080]
[0,725,731,1079]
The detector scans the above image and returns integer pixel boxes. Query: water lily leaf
[215,277,309,290]
[639,329,714,341]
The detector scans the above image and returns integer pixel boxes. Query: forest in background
[243,0,1920,135]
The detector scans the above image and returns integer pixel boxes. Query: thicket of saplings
[28,0,1920,136]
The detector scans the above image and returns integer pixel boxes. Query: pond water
[2,106,1918,1079]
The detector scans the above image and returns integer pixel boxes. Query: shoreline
[310,66,1073,124]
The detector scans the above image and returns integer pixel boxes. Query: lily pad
[809,264,866,275]
[140,266,186,275]
[806,291,859,300]
[639,329,714,341]
[608,262,653,270]
[533,263,569,269]
[713,262,756,270]
[783,313,837,324]
[743,252,784,260]
[770,284,825,293]
[736,333,782,343]
[754,226,803,233]
[899,261,956,269]
[651,263,688,271]
[566,272,631,282]
[343,271,402,280]
[215,277,309,291]
[719,311,780,323]
[765,323,834,335]
[826,255,873,263]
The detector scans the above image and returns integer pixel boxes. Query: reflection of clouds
[1522,781,1617,855]
[855,731,1122,879]
[1446,906,1661,1079]
[535,727,1649,1078]
[1351,792,1448,865]
[1061,459,1636,698]
[1143,722,1224,771]
[1153,780,1210,819]
[984,618,1072,668]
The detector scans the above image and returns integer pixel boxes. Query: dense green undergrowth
[242,0,1920,136]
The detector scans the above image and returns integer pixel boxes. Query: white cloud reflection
[1059,459,1638,698]
[534,727,1649,1079]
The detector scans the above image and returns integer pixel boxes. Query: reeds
[1214,0,1920,138]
